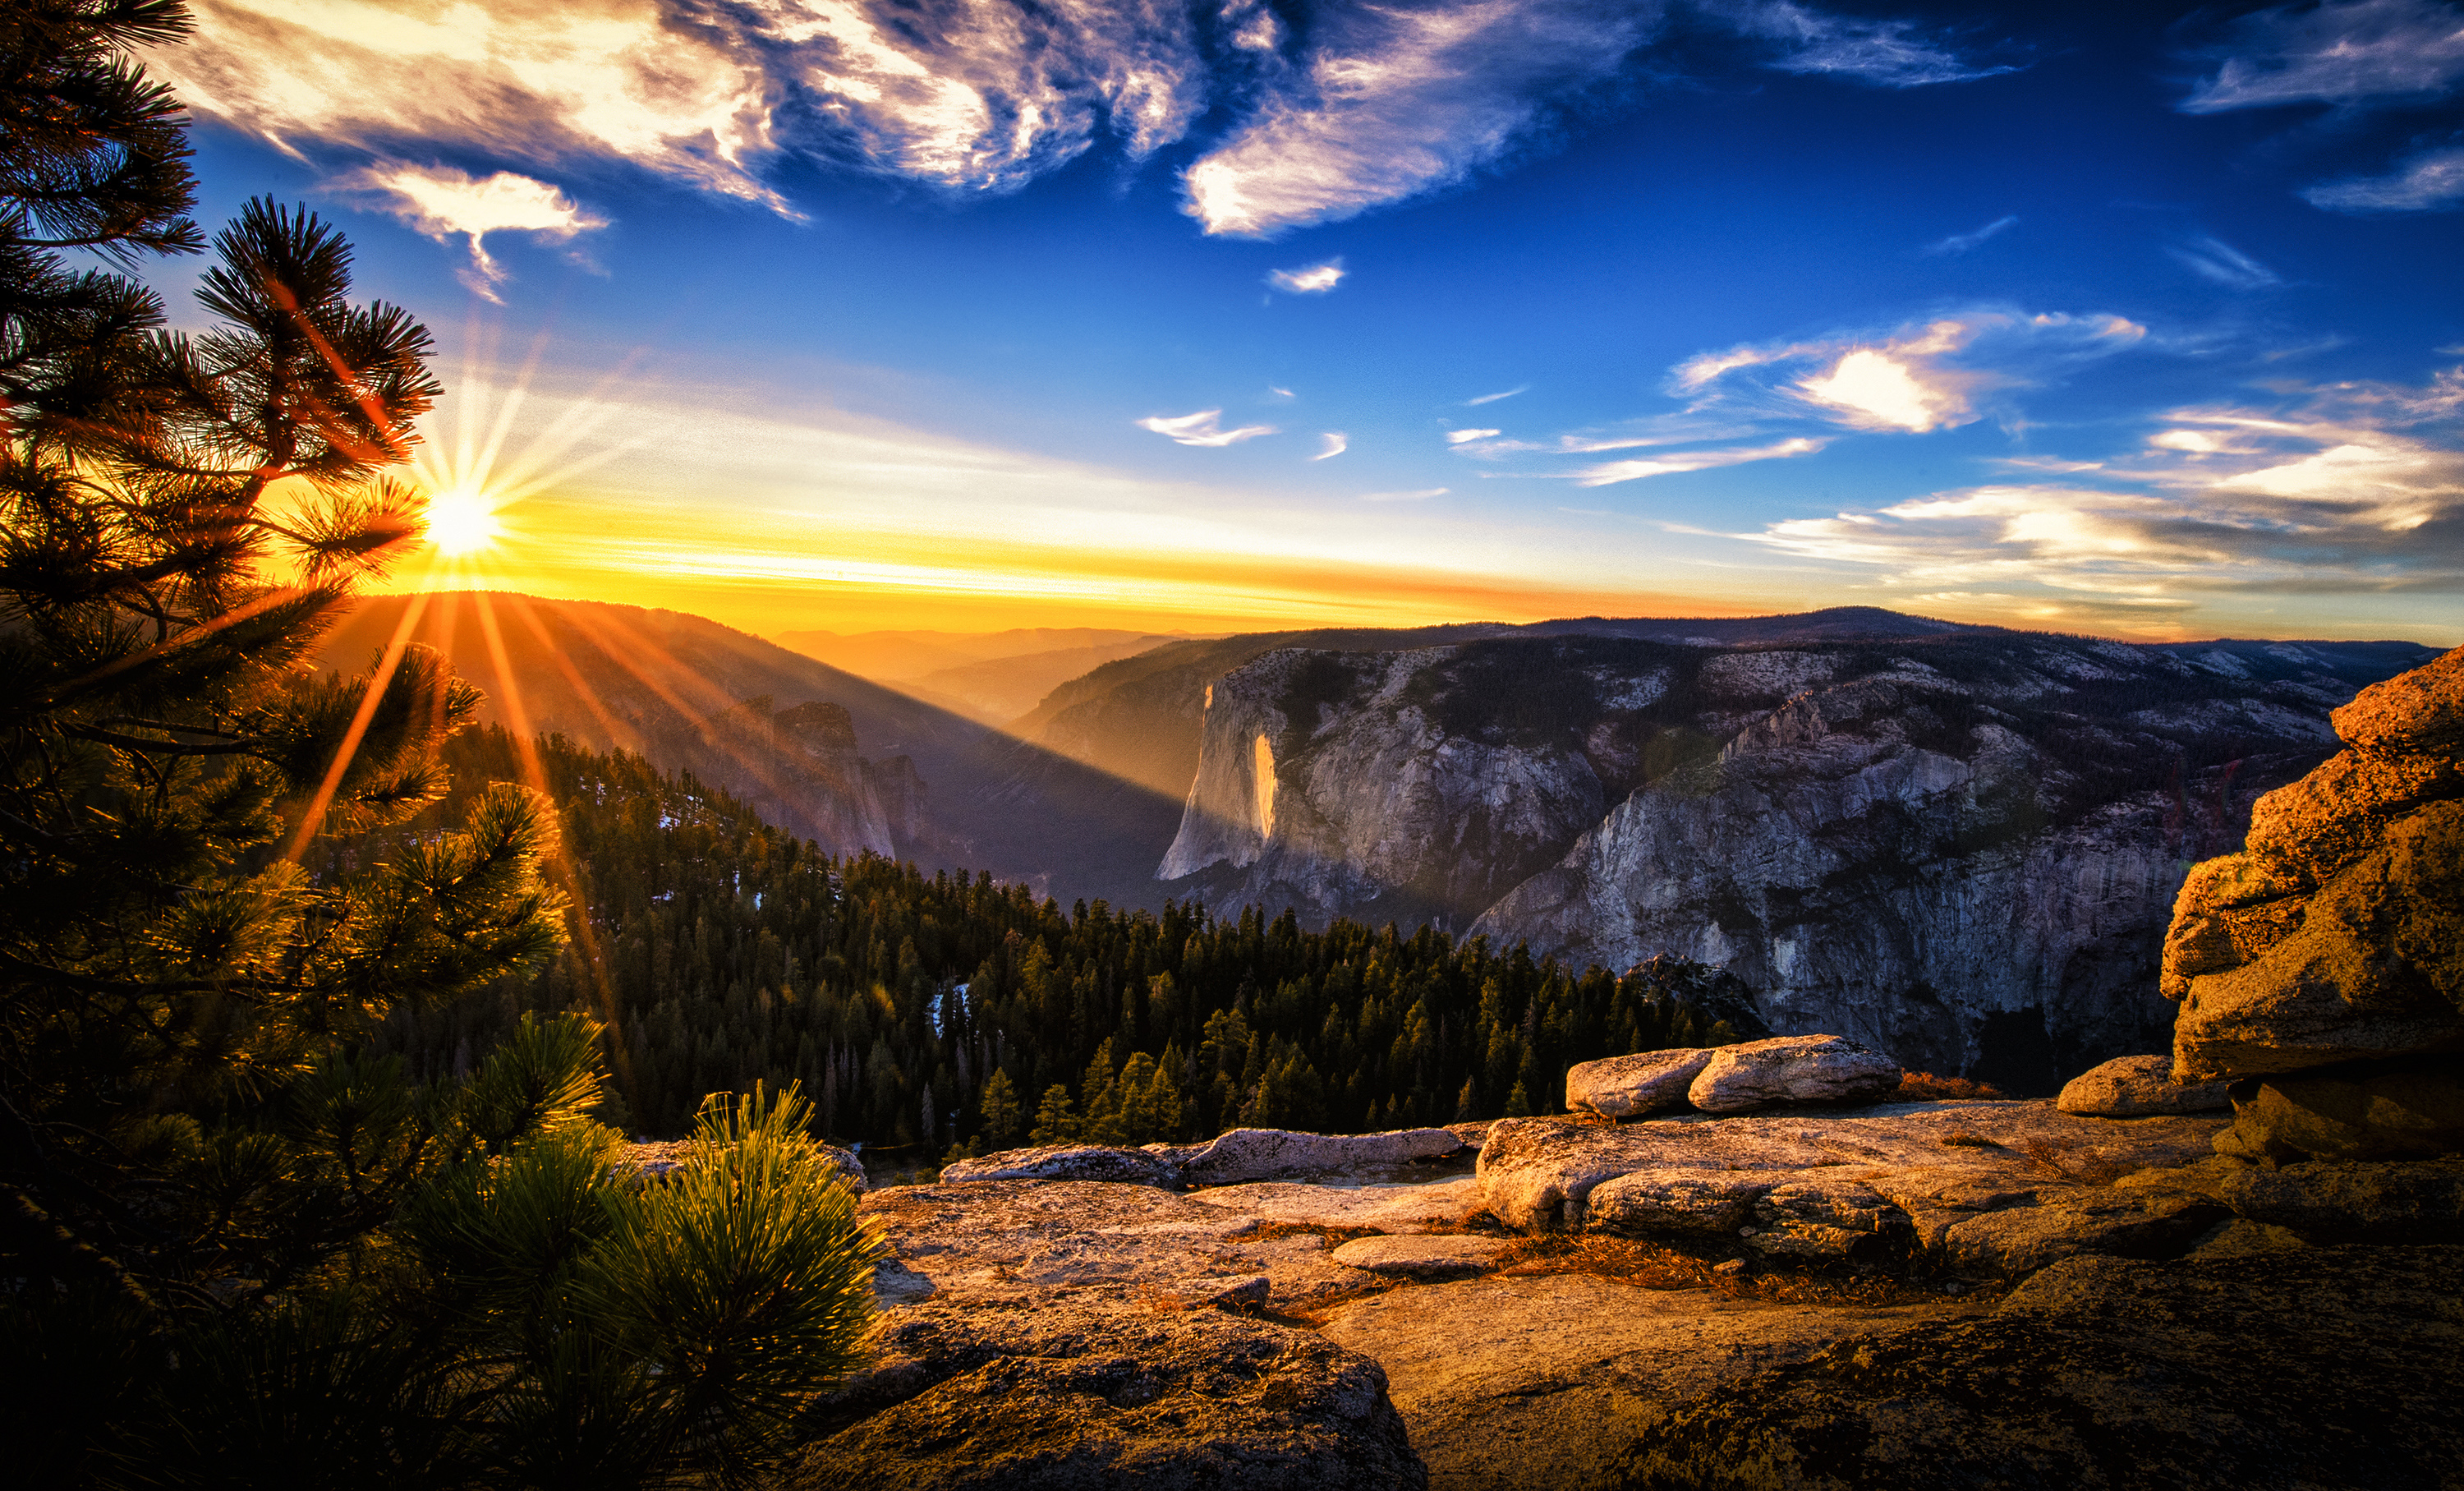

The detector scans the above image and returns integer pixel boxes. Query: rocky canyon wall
[1159,632,2440,1090]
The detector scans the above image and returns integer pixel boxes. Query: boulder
[1564,1049,1714,1118]
[2165,647,2464,1082]
[1175,1127,1469,1186]
[1586,1168,1778,1236]
[937,1144,1172,1186]
[779,1295,1426,1490]
[2213,1056,2464,1162]
[2218,1157,2464,1244]
[1477,1105,2227,1233]
[2057,1054,2231,1116]
[1686,1035,1902,1113]
[1328,1235,1510,1279]
[1618,1248,2464,1490]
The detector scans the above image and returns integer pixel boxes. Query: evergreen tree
[1029,1084,1080,1144]
[977,1068,1021,1148]
[0,10,882,1482]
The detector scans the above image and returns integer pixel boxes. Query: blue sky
[148,0,2464,642]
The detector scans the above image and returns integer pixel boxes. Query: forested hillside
[340,728,1752,1161]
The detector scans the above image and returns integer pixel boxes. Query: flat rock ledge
[1619,1246,2464,1491]
[779,1293,1424,1490]
[1330,1235,1511,1278]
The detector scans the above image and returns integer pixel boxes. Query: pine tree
[0,11,882,1481]
[1029,1083,1081,1144]
[977,1068,1022,1148]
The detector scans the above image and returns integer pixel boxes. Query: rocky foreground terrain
[769,647,2462,1489]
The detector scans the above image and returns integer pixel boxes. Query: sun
[424,485,503,555]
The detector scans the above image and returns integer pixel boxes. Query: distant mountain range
[319,593,2443,1088]
[315,593,1184,905]
[772,626,1192,725]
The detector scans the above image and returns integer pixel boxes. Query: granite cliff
[1159,629,2437,1089]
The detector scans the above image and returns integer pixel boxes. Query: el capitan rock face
[1160,628,2434,1088]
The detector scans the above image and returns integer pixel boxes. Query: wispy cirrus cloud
[342,163,607,299]
[1466,385,1529,404]
[1712,0,2023,86]
[149,0,1211,209]
[158,0,2024,243]
[2180,0,2464,113]
[1675,310,2149,433]
[2305,144,2464,210]
[1313,432,1349,459]
[1181,0,1663,237]
[1362,487,1450,502]
[1137,408,1278,446]
[1738,366,2464,620]
[1921,214,2017,255]
[1269,259,1348,293]
[2169,235,2282,290]
[1572,435,1825,485]
[1447,427,1504,444]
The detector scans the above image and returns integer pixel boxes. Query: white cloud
[2169,235,2282,290]
[2181,0,2464,113]
[2305,145,2464,211]
[1362,487,1449,501]
[1713,0,2020,86]
[158,0,2028,238]
[1573,435,1824,485]
[1268,258,1347,293]
[1921,214,2016,255]
[1674,311,2149,434]
[1268,385,1296,400]
[1466,384,1529,404]
[1181,0,1662,237]
[1313,432,1349,459]
[1737,368,2464,610]
[150,0,1212,208]
[342,163,606,298]
[1137,408,1278,446]
[1448,427,1504,444]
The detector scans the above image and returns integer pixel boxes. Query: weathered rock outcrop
[1617,1247,2464,1491]
[1156,629,2432,1088]
[2057,1053,2232,1116]
[2161,646,2464,1159]
[780,1294,1426,1490]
